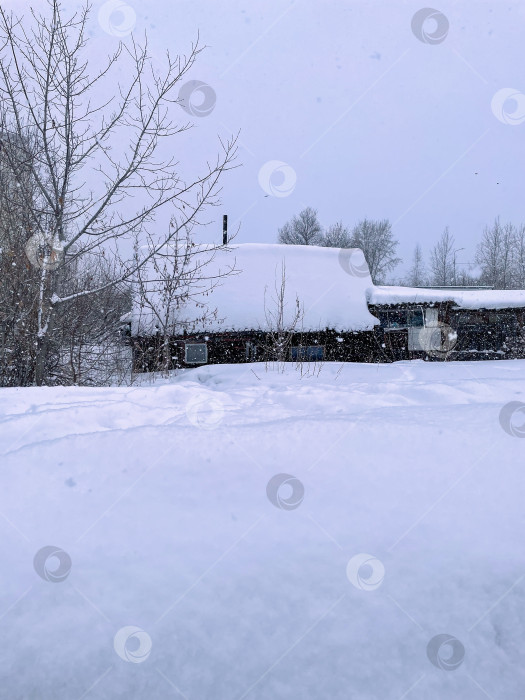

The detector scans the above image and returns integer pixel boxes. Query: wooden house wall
[131,329,381,372]
[368,303,525,361]
[130,305,525,372]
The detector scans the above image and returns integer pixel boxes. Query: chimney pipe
[222,214,228,245]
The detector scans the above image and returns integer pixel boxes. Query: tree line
[278,208,525,289]
[277,207,400,284]
[406,221,525,288]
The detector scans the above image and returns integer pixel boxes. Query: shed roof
[132,243,379,335]
[368,285,525,310]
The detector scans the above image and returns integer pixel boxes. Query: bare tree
[0,130,132,386]
[350,218,401,283]
[133,227,235,375]
[262,262,303,365]
[405,244,426,286]
[500,219,513,288]
[514,224,525,289]
[55,254,132,385]
[454,268,480,286]
[476,218,515,289]
[0,0,237,385]
[430,227,455,286]
[0,129,44,385]
[278,207,324,246]
[322,221,352,248]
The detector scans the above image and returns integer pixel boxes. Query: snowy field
[1,360,525,699]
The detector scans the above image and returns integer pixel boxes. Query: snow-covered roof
[368,285,525,310]
[132,243,379,334]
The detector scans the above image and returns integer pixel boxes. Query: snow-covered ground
[1,360,525,699]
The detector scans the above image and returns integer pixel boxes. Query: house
[129,243,525,370]
[368,285,525,360]
[130,243,380,371]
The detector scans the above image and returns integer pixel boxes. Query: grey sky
[6,0,525,275]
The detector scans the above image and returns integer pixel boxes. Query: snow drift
[1,360,525,698]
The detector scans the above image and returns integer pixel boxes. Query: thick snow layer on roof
[368,285,525,310]
[132,243,378,334]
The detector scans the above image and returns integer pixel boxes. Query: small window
[488,312,516,327]
[185,343,208,364]
[408,309,424,327]
[456,312,483,326]
[290,345,325,361]
[378,310,408,329]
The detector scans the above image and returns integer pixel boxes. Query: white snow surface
[369,285,525,310]
[1,360,525,698]
[132,243,378,335]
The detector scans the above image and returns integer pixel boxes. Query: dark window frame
[290,345,325,361]
[184,342,208,365]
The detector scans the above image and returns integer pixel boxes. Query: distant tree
[405,244,426,286]
[514,224,525,289]
[349,218,401,284]
[322,221,352,248]
[500,222,515,289]
[430,227,455,285]
[476,218,515,289]
[454,268,480,286]
[278,207,324,246]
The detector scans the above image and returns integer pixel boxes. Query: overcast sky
[6,0,525,276]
